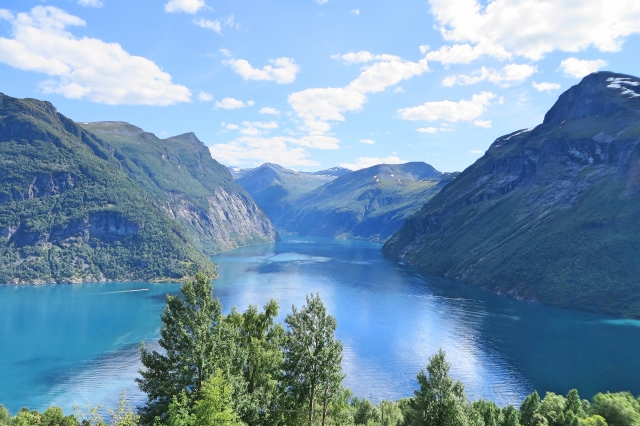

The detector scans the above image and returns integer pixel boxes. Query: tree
[473,400,502,426]
[42,407,79,426]
[591,392,640,426]
[406,349,468,426]
[500,406,520,426]
[539,392,567,426]
[565,390,585,419]
[0,405,10,426]
[227,300,285,426]
[521,392,541,426]
[107,393,140,426]
[282,294,344,426]
[193,371,242,426]
[137,272,238,424]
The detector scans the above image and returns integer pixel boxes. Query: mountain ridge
[383,71,640,317]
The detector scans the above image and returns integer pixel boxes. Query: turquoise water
[1,236,640,414]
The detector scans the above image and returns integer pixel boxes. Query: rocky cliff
[383,72,640,317]
[81,122,278,254]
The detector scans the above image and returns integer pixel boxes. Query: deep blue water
[1,236,640,414]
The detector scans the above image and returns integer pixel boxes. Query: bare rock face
[383,71,640,317]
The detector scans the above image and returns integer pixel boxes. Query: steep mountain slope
[81,122,277,254]
[0,94,215,283]
[276,162,455,241]
[383,72,640,317]
[235,163,337,221]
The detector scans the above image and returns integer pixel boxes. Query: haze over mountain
[0,94,276,284]
[384,71,640,318]
[232,163,349,220]
[240,162,455,242]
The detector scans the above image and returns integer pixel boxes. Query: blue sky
[1,0,640,172]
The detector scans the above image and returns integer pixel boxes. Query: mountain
[0,93,275,284]
[383,71,640,317]
[81,122,277,254]
[235,163,337,221]
[310,167,351,177]
[275,162,455,241]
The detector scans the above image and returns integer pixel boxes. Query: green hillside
[81,122,277,254]
[276,162,455,241]
[0,94,215,283]
[235,163,337,222]
[383,72,640,317]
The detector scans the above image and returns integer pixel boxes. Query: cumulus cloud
[193,18,221,33]
[215,97,253,109]
[532,81,561,91]
[165,0,206,14]
[226,123,239,130]
[417,127,439,133]
[398,92,495,122]
[219,48,232,57]
[429,0,640,60]
[474,120,492,128]
[340,156,407,170]
[442,64,536,86]
[77,0,103,7]
[359,139,375,144]
[426,43,510,64]
[289,53,429,138]
[224,57,299,84]
[198,91,213,102]
[559,57,608,78]
[332,51,401,64]
[210,137,321,168]
[351,9,360,15]
[0,6,190,105]
[259,107,280,115]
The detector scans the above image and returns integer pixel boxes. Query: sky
[1,0,640,173]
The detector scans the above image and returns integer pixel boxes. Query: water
[1,236,640,414]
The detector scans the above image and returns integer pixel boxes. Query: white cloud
[198,91,213,102]
[259,107,280,115]
[210,137,320,168]
[417,127,439,133]
[224,57,299,84]
[226,123,239,130]
[474,120,492,128]
[219,48,232,57]
[247,100,255,106]
[429,0,640,61]
[193,18,221,33]
[359,139,375,144]
[351,9,360,15]
[317,0,329,4]
[398,92,496,122]
[427,43,510,64]
[532,81,561,91]
[394,87,405,93]
[0,6,190,106]
[215,98,252,109]
[340,156,407,170]
[559,57,608,78]
[165,0,206,14]
[290,54,428,140]
[419,45,430,54]
[77,0,103,7]
[332,51,401,64]
[443,64,536,86]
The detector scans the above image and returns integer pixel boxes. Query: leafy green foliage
[193,371,242,426]
[282,293,345,426]
[591,392,640,426]
[405,349,468,426]
[0,94,215,283]
[137,272,238,424]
